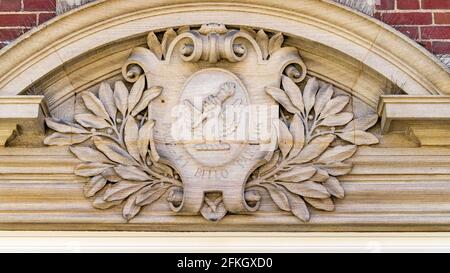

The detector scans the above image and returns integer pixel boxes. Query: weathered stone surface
[0,0,448,232]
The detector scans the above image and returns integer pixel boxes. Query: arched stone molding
[0,0,448,107]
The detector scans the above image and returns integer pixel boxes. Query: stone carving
[44,77,183,220]
[43,24,379,222]
[245,76,379,221]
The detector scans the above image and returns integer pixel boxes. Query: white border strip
[1,232,450,252]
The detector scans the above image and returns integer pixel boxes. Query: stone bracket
[0,96,48,146]
[378,95,450,146]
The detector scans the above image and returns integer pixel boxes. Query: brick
[397,0,420,9]
[23,0,56,11]
[0,0,21,11]
[421,26,450,39]
[395,26,420,39]
[375,0,395,10]
[431,41,450,54]
[381,12,432,25]
[38,12,56,24]
[422,0,450,9]
[0,28,29,41]
[435,13,450,24]
[0,14,37,27]
[419,40,433,51]
[373,12,382,20]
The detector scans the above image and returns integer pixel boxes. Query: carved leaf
[93,196,122,209]
[150,161,173,177]
[103,181,148,202]
[69,146,110,163]
[114,81,129,116]
[337,130,379,145]
[264,184,290,211]
[124,117,141,162]
[288,114,305,158]
[268,32,283,55]
[320,112,353,127]
[277,120,293,158]
[292,134,335,164]
[75,114,110,129]
[81,92,109,119]
[131,86,162,116]
[74,162,112,177]
[281,75,304,113]
[323,177,345,199]
[44,133,90,146]
[147,31,163,59]
[123,194,141,221]
[316,145,357,164]
[94,138,137,166]
[343,114,378,131]
[314,84,334,115]
[310,168,329,182]
[285,191,310,222]
[149,122,160,162]
[137,119,154,160]
[318,162,352,176]
[45,118,88,134]
[281,181,330,199]
[303,77,319,115]
[99,82,117,121]
[239,26,257,38]
[265,86,298,114]
[259,151,280,176]
[277,166,316,182]
[256,29,269,59]
[114,165,150,181]
[304,197,335,211]
[161,28,177,58]
[319,96,350,119]
[177,26,190,35]
[128,76,146,113]
[84,175,107,197]
[135,185,168,206]
[101,168,122,182]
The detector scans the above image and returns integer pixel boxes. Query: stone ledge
[378,95,450,145]
[0,96,48,146]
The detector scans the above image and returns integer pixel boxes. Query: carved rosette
[44,24,379,222]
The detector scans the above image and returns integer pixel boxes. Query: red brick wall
[0,0,56,48]
[0,0,448,56]
[375,0,450,55]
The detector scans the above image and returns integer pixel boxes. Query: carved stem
[142,165,183,187]
[246,113,320,188]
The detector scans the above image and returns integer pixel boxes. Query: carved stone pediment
[0,0,450,233]
[43,24,378,222]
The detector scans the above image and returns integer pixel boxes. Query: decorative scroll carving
[44,77,182,221]
[43,24,379,222]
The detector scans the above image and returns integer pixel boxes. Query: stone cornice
[378,95,450,145]
[0,96,48,146]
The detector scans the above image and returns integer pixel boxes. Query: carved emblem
[44,24,379,222]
